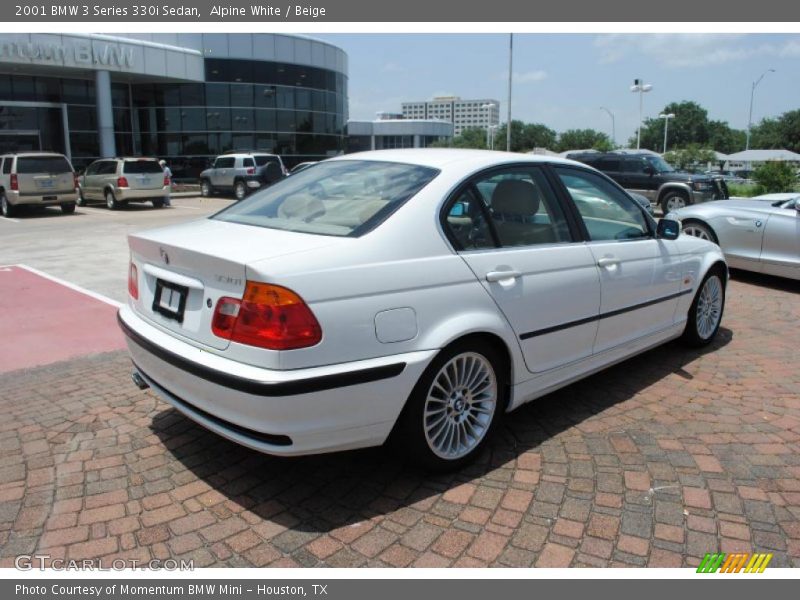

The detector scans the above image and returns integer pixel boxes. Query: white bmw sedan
[119,149,727,469]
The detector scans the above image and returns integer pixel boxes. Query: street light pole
[746,68,775,151]
[630,79,652,149]
[506,33,513,152]
[659,113,675,154]
[481,103,496,150]
[600,106,615,146]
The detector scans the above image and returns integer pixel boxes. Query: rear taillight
[211,282,321,350]
[128,263,138,300]
[117,176,129,188]
[163,175,171,186]
[246,167,255,175]
[10,174,18,191]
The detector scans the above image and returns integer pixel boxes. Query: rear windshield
[16,156,72,174]
[123,160,163,174]
[213,160,439,237]
[254,155,279,167]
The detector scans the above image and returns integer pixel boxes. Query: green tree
[490,121,558,152]
[430,127,487,149]
[557,129,611,152]
[752,161,798,193]
[662,145,716,170]
[750,110,800,153]
[707,120,746,155]
[633,101,711,151]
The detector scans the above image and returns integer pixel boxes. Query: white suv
[199,153,286,201]
[0,152,78,217]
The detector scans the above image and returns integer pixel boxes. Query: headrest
[491,179,541,216]
[277,193,325,221]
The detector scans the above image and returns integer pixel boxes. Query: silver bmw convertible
[670,193,799,280]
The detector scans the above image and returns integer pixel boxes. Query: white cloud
[593,34,800,68]
[381,62,406,73]
[514,70,548,83]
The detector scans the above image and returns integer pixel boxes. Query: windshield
[213,160,439,237]
[645,155,676,173]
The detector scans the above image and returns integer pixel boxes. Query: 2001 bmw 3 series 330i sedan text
[118,149,728,470]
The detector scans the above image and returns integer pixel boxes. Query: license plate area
[42,195,56,201]
[152,279,188,323]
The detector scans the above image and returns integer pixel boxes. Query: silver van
[78,158,170,210]
[0,152,78,217]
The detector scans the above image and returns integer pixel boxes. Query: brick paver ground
[1,272,798,568]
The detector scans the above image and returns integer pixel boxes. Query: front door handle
[486,269,522,282]
[597,257,621,268]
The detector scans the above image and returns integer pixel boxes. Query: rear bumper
[117,305,436,456]
[116,187,170,202]
[8,190,77,205]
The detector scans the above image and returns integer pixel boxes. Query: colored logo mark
[696,553,773,573]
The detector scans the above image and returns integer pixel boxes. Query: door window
[556,168,651,241]
[443,167,572,249]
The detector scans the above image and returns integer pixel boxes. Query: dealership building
[0,33,348,178]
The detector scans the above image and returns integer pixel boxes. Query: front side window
[556,168,651,241]
[213,160,438,237]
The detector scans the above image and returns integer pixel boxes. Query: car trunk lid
[128,219,339,351]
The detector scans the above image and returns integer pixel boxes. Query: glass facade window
[0,53,347,174]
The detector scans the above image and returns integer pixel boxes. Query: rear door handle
[486,269,522,282]
[597,257,621,268]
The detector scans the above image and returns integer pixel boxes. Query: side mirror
[656,218,681,240]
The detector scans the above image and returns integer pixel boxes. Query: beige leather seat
[277,193,325,222]
[490,179,556,246]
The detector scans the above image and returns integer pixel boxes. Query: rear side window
[214,160,439,237]
[243,158,255,168]
[596,158,621,171]
[16,156,72,174]
[96,161,117,175]
[0,159,6,174]
[123,161,163,174]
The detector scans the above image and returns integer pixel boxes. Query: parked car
[289,161,318,175]
[78,158,170,210]
[119,149,727,469]
[670,193,799,280]
[567,151,729,213]
[199,152,286,200]
[0,152,78,217]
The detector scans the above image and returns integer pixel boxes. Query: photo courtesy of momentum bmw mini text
[0,0,798,597]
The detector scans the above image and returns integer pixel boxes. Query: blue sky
[315,33,800,144]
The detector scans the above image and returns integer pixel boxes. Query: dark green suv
[567,150,729,214]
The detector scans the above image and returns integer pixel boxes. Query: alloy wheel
[696,275,723,340]
[423,351,498,460]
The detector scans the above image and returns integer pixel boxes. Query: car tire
[60,202,76,215]
[105,189,119,210]
[661,190,689,214]
[200,179,213,197]
[234,180,247,201]
[681,268,726,347]
[77,188,87,206]
[1,193,15,218]
[394,340,507,471]
[682,220,718,244]
[152,198,165,208]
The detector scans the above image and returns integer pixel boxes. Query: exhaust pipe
[131,370,150,390]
